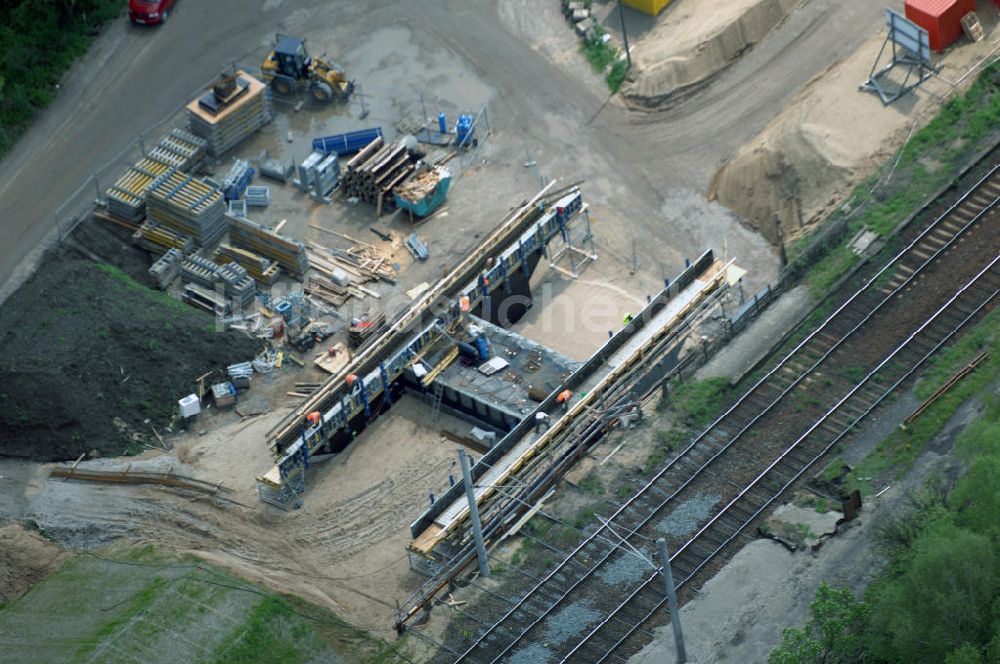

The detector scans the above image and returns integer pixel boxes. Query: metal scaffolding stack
[158,129,207,171]
[215,243,280,286]
[106,157,173,222]
[146,170,226,247]
[186,71,272,159]
[180,254,256,310]
[132,219,195,255]
[227,214,309,278]
[148,247,183,289]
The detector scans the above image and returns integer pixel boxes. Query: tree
[868,521,997,663]
[769,583,868,664]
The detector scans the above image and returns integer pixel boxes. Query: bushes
[0,1,123,156]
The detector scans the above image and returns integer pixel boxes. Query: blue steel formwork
[257,189,590,508]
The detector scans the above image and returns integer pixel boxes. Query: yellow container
[623,0,672,15]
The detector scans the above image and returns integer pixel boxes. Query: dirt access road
[1,0,883,307]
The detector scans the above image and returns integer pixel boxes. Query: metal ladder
[430,382,444,422]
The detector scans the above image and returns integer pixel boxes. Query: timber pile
[394,168,443,205]
[227,214,309,278]
[186,71,272,158]
[348,312,387,349]
[340,137,418,210]
[215,243,280,285]
[146,170,226,246]
[304,274,350,308]
[307,233,396,284]
[132,219,195,255]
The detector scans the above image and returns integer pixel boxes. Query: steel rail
[563,254,1000,663]
[452,169,1000,663]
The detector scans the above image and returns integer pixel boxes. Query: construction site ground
[1,0,998,660]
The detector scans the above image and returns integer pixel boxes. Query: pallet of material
[181,255,255,309]
[227,214,309,278]
[146,170,226,247]
[186,71,272,158]
[106,157,174,222]
[132,219,195,255]
[158,128,207,171]
[215,243,280,286]
[183,283,230,316]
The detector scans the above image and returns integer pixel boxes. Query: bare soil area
[710,5,1000,245]
[0,522,66,603]
[0,395,473,637]
[621,0,798,107]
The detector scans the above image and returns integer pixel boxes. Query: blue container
[456,114,475,146]
[312,127,384,156]
[438,112,447,134]
[476,335,490,361]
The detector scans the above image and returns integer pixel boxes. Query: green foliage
[606,60,628,92]
[671,377,732,429]
[867,520,997,662]
[845,307,1000,496]
[769,583,868,664]
[0,1,124,156]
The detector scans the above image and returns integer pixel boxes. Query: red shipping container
[904,0,976,52]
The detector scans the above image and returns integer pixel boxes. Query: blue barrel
[438,112,447,134]
[456,115,472,145]
[476,335,490,361]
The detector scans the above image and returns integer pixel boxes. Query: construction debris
[186,70,272,159]
[394,165,452,217]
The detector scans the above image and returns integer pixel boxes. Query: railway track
[446,163,1000,662]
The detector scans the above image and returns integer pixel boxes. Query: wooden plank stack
[132,219,195,255]
[146,170,226,247]
[215,243,280,286]
[186,71,272,158]
[340,137,417,208]
[227,214,309,278]
[304,274,350,308]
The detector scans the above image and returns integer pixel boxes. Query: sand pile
[709,16,1000,246]
[624,0,798,107]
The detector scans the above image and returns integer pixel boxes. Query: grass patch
[671,377,733,429]
[0,1,124,157]
[845,307,1000,496]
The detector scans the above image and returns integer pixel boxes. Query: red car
[129,0,175,25]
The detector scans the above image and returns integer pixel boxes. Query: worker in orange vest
[556,389,572,412]
[306,411,321,427]
[345,373,357,387]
